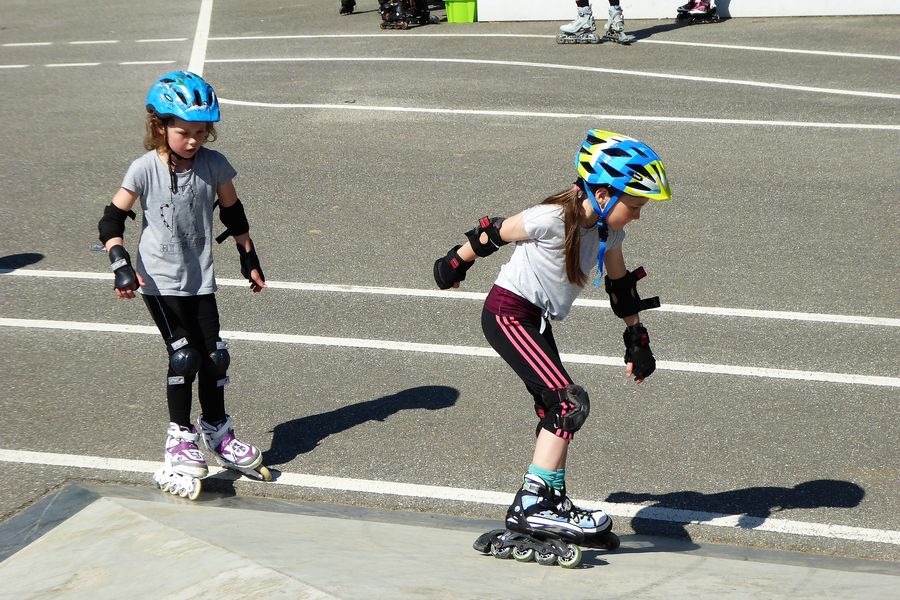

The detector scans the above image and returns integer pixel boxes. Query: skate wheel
[512,547,534,562]
[536,550,557,566]
[256,466,272,482]
[558,544,582,569]
[490,542,513,560]
[188,478,202,501]
[601,531,620,551]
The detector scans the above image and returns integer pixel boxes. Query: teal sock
[527,464,567,490]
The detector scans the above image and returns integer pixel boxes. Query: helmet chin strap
[579,180,623,285]
[164,124,190,194]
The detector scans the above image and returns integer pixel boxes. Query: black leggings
[481,289,576,438]
[142,294,227,428]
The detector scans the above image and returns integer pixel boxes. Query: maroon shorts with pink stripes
[482,285,576,438]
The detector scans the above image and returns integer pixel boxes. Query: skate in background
[97,70,271,501]
[676,0,721,24]
[379,0,438,29]
[339,0,355,15]
[558,0,636,45]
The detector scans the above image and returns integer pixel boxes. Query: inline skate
[604,5,636,44]
[557,6,600,44]
[339,0,355,15]
[676,0,720,24]
[558,491,621,549]
[379,0,438,29]
[153,423,207,500]
[198,414,272,481]
[473,474,585,568]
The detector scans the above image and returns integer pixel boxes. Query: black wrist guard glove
[623,324,655,380]
[108,244,138,291]
[433,245,473,289]
[604,266,661,319]
[237,242,265,282]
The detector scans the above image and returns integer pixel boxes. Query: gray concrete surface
[1,484,899,600]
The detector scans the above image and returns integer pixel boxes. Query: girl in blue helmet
[434,129,671,567]
[97,71,271,499]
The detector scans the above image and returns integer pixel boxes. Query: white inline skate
[604,5,636,44]
[153,423,207,500]
[198,414,272,481]
[557,6,600,44]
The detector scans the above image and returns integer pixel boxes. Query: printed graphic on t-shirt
[158,180,207,254]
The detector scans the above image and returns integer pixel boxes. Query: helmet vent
[604,148,630,157]
[175,91,188,104]
[599,162,624,178]
[580,161,596,174]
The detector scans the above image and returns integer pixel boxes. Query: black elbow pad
[216,199,250,243]
[98,203,136,244]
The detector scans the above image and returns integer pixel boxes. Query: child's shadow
[262,385,459,465]
[604,479,865,552]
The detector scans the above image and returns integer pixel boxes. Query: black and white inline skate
[676,0,720,24]
[474,474,617,568]
[557,6,601,44]
[339,0,355,15]
[379,0,438,29]
[153,422,207,500]
[198,414,272,481]
[603,5,636,44]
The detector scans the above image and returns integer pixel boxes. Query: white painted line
[207,34,900,61]
[119,61,177,66]
[188,0,214,76]
[136,38,189,43]
[220,97,900,131]
[0,64,29,69]
[1,317,897,387]
[2,42,52,47]
[5,269,897,327]
[206,57,900,100]
[44,62,101,68]
[1,448,898,546]
[68,40,119,45]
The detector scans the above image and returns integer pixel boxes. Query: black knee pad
[540,384,590,435]
[208,340,230,378]
[169,337,201,377]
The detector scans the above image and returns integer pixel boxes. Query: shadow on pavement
[262,385,459,465]
[0,253,44,272]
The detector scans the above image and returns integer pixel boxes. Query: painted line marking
[2,42,52,47]
[1,448,897,546]
[219,98,900,131]
[0,64,29,69]
[0,317,897,387]
[188,0,214,76]
[119,61,177,66]
[137,38,188,43]
[68,40,119,45]
[3,269,897,328]
[207,33,900,61]
[206,57,900,100]
[44,62,101,68]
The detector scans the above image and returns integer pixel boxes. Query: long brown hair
[143,113,218,152]
[541,185,588,287]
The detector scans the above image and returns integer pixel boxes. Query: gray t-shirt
[121,148,236,296]
[494,203,624,320]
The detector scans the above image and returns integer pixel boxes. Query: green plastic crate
[445,0,476,23]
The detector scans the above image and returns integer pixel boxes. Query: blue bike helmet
[145,71,220,122]
[575,129,672,283]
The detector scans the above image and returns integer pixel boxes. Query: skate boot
[152,423,207,500]
[557,6,600,44]
[473,474,584,568]
[558,491,620,550]
[677,0,720,24]
[603,5,636,44]
[339,0,355,15]
[198,414,272,481]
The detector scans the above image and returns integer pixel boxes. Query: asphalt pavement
[0,0,898,596]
